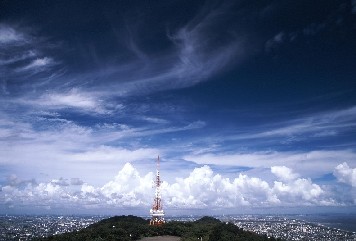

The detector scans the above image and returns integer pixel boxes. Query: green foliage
[34,215,284,241]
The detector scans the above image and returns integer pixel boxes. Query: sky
[0,0,356,215]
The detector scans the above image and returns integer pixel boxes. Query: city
[225,215,356,241]
[1,215,356,241]
[0,215,103,241]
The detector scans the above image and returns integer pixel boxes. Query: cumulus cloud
[70,178,84,186]
[334,162,356,187]
[165,165,330,207]
[165,165,278,208]
[101,163,153,206]
[271,166,299,182]
[51,178,70,186]
[0,163,334,211]
[271,166,327,205]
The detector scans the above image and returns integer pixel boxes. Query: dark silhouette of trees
[34,215,284,241]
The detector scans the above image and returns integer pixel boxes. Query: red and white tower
[150,155,165,225]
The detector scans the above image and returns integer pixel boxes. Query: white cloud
[0,4,248,99]
[100,163,153,206]
[271,166,299,182]
[70,178,84,186]
[0,50,37,65]
[81,183,98,195]
[272,179,324,203]
[226,106,356,142]
[92,120,206,143]
[71,146,158,163]
[0,23,63,96]
[39,89,104,112]
[184,150,356,179]
[168,5,245,88]
[86,2,248,97]
[164,165,330,208]
[265,32,286,51]
[13,88,111,114]
[334,162,356,187]
[20,57,54,71]
[1,163,334,211]
[35,182,63,197]
[0,25,24,44]
[0,114,162,185]
[141,117,169,124]
[265,20,329,53]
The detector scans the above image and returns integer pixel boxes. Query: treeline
[33,215,284,241]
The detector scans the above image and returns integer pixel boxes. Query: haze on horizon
[0,0,356,215]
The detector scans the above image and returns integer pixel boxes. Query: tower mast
[150,155,165,225]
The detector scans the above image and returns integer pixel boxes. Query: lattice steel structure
[149,156,165,226]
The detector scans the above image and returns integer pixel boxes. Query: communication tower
[149,155,165,225]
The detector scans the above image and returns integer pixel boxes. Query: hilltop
[34,215,283,241]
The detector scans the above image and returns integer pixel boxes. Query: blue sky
[0,0,356,214]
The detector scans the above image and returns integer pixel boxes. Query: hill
[34,215,283,241]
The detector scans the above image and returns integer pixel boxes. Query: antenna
[149,155,165,225]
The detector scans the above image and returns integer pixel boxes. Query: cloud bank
[2,162,351,212]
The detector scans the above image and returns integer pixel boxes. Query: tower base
[150,209,165,226]
[149,217,165,226]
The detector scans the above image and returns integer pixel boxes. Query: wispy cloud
[0,23,62,95]
[37,89,107,113]
[0,50,37,65]
[11,88,112,115]
[0,117,159,186]
[225,105,356,143]
[168,4,245,88]
[66,2,249,97]
[20,57,55,72]
[0,107,206,186]
[184,149,356,179]
[92,120,206,144]
[265,2,346,53]
[0,24,25,44]
[141,117,169,124]
[0,2,249,99]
